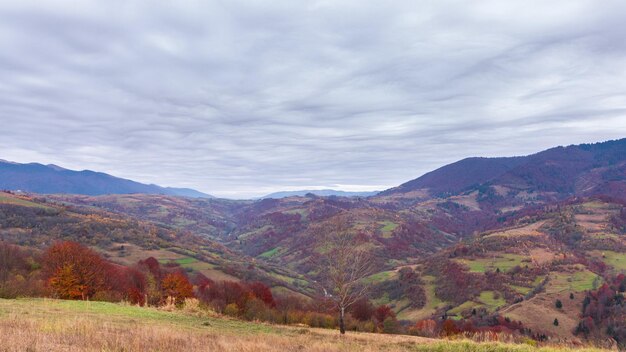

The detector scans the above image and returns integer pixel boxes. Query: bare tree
[315,217,374,334]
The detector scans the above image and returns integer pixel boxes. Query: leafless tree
[315,217,374,334]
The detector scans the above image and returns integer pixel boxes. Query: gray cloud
[1,0,626,198]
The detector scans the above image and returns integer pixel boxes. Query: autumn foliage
[162,272,194,305]
[575,275,626,349]
[43,241,110,300]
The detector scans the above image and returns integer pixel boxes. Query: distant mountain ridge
[0,160,213,198]
[261,189,379,199]
[381,138,626,200]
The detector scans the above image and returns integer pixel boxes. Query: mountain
[380,157,526,196]
[381,138,626,201]
[261,189,379,199]
[0,160,213,198]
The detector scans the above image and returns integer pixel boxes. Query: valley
[1,139,625,349]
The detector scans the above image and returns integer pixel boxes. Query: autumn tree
[315,217,374,334]
[137,257,164,305]
[350,297,375,321]
[249,281,275,307]
[43,241,110,300]
[161,271,194,305]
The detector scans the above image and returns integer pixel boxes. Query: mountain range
[0,160,213,198]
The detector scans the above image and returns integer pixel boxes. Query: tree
[43,241,110,300]
[350,298,374,321]
[315,217,374,334]
[161,271,194,305]
[249,282,275,307]
[555,299,563,309]
[554,318,559,326]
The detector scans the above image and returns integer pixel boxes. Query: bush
[382,316,400,334]
[224,303,239,317]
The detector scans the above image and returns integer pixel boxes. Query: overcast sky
[1,1,626,198]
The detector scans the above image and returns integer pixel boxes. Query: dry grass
[483,221,547,239]
[503,292,584,341]
[0,299,611,352]
[0,317,429,352]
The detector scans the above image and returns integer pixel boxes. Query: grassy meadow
[0,298,611,352]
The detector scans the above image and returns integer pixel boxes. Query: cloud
[1,0,625,198]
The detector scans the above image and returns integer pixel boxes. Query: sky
[1,1,626,199]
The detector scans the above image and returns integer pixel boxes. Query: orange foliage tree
[161,271,194,305]
[43,241,110,300]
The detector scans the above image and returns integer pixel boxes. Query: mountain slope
[381,138,626,201]
[381,157,526,197]
[0,160,213,198]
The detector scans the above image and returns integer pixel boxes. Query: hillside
[366,198,625,344]
[381,138,626,202]
[0,298,609,352]
[48,192,489,277]
[41,196,626,345]
[0,191,306,295]
[0,160,212,198]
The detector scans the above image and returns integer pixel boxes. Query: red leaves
[42,241,148,303]
[441,319,460,336]
[373,304,395,324]
[249,282,275,307]
[43,241,109,300]
[162,271,194,305]
[349,298,374,321]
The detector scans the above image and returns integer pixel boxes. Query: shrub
[382,317,400,334]
[224,303,239,317]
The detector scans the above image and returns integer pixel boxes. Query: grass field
[456,253,526,273]
[546,270,601,294]
[0,299,609,352]
[363,270,397,284]
[260,247,282,258]
[380,221,399,238]
[397,275,446,321]
[478,291,506,311]
[0,193,53,209]
[590,250,626,272]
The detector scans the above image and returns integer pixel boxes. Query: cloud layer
[1,0,626,198]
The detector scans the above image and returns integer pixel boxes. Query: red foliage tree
[108,265,147,305]
[350,298,374,321]
[221,281,250,309]
[138,257,162,280]
[42,241,110,300]
[249,282,275,307]
[441,319,460,336]
[373,305,396,330]
[161,271,194,305]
